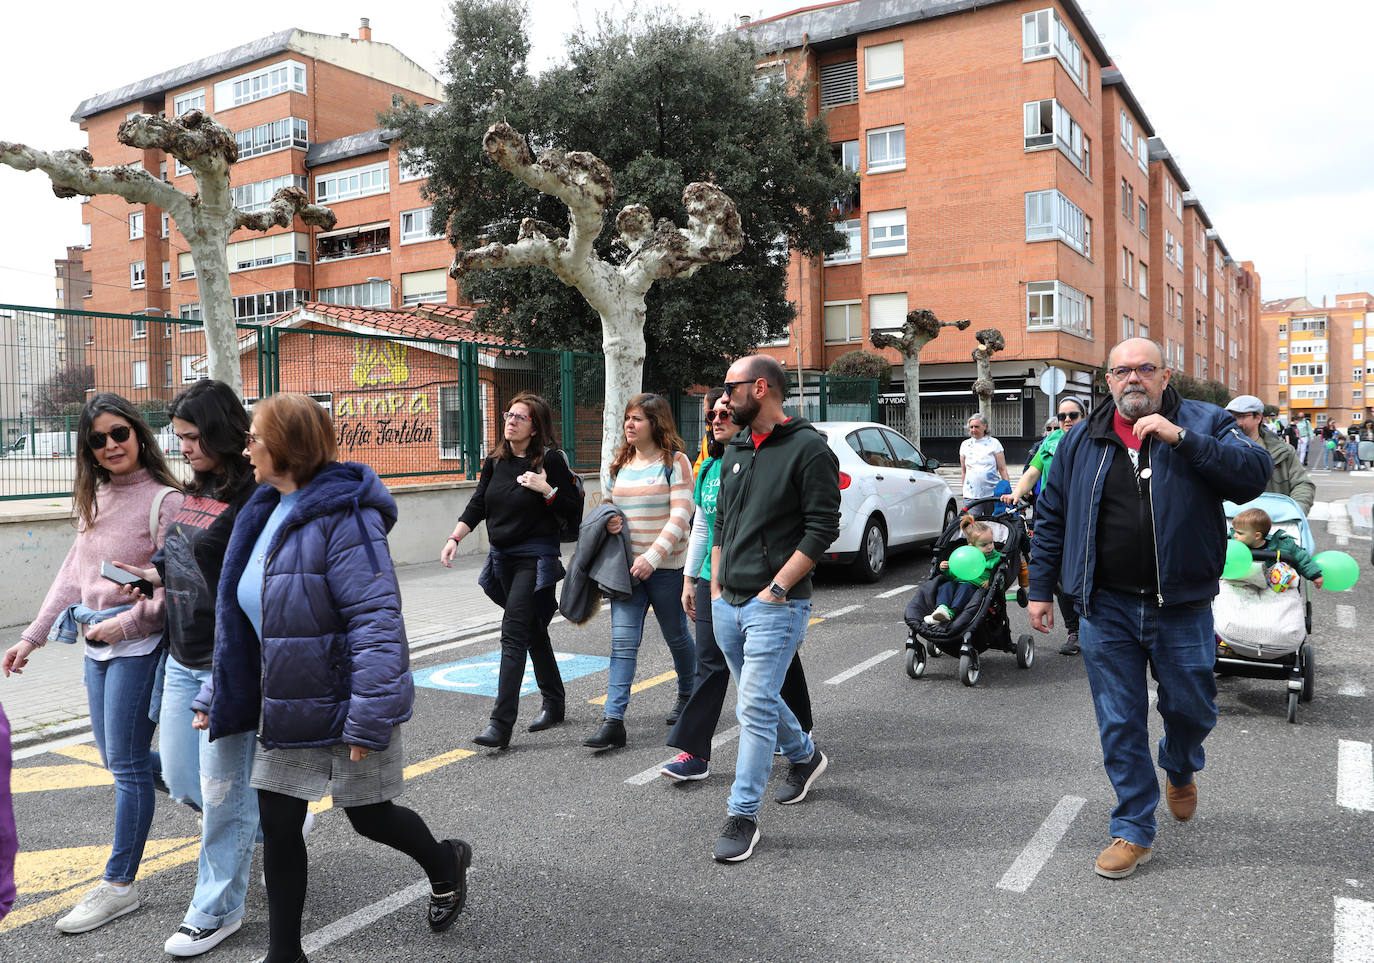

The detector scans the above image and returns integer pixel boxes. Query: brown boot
[1094,838,1152,879]
[1165,778,1198,821]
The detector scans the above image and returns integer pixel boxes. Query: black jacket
[458,449,581,548]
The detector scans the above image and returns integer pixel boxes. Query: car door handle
[907,476,918,482]
[874,474,884,480]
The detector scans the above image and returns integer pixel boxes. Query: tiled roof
[297,302,512,346]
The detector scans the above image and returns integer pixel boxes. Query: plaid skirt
[250,725,404,808]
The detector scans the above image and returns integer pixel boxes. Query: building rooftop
[743,0,1111,65]
[1182,192,1213,230]
[1146,136,1190,192]
[1261,296,1318,313]
[1101,68,1155,137]
[307,127,394,167]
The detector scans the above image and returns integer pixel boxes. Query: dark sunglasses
[88,425,133,449]
[723,378,769,394]
[705,410,732,424]
[1058,410,1083,421]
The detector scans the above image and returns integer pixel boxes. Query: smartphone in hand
[101,561,154,596]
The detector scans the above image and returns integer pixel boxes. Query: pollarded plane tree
[0,110,336,396]
[451,122,744,484]
[971,327,1006,426]
[870,309,970,448]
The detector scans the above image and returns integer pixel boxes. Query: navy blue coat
[195,462,414,750]
[1029,386,1271,614]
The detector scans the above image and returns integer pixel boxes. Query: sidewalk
[0,552,505,742]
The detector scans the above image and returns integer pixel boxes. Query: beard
[730,393,760,427]
[1113,385,1160,420]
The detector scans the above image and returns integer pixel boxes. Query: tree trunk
[597,298,647,492]
[903,333,933,447]
[183,226,241,396]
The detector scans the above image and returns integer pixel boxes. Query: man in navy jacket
[1029,338,1271,880]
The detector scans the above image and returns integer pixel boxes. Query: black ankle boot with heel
[581,717,626,751]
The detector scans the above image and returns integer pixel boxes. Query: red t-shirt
[1112,410,1142,451]
[752,416,791,449]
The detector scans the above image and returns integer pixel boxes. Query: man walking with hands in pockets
[709,355,840,863]
[1028,338,1269,880]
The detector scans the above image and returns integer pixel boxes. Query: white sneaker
[164,918,243,956]
[301,809,315,839]
[55,880,140,933]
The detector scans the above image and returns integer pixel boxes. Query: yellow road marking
[12,764,114,794]
[53,744,105,766]
[588,669,678,705]
[809,617,825,626]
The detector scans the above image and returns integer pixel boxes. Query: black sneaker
[775,748,828,805]
[713,814,760,863]
[1059,632,1080,656]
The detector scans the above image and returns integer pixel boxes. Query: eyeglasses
[1106,363,1160,380]
[1058,410,1084,421]
[88,425,132,449]
[705,410,732,424]
[503,411,531,424]
[244,431,261,447]
[723,379,769,395]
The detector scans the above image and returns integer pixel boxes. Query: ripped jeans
[160,656,259,930]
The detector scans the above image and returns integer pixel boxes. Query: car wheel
[941,501,958,533]
[850,516,887,582]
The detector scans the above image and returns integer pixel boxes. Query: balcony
[316,223,391,263]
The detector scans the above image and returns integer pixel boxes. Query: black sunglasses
[723,378,770,394]
[1058,411,1083,421]
[88,425,133,449]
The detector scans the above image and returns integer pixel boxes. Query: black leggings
[257,790,452,963]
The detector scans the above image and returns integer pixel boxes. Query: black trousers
[490,554,565,733]
[667,579,813,760]
[1057,587,1081,634]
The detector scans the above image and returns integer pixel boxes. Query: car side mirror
[926,458,940,471]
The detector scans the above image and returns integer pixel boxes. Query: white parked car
[812,421,958,582]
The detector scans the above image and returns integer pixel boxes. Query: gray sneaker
[1059,632,1080,656]
[775,748,828,805]
[713,814,760,862]
[55,880,140,933]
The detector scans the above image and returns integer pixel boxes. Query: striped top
[609,451,695,571]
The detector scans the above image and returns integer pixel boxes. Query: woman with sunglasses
[441,393,582,750]
[1003,396,1090,654]
[584,393,696,751]
[4,393,184,934]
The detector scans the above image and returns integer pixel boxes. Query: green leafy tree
[384,1,850,390]
[828,350,891,384]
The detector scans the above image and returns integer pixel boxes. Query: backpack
[551,449,585,542]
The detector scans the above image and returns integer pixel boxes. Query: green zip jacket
[712,416,841,605]
[1257,426,1316,516]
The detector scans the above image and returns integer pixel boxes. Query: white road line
[1334,896,1374,963]
[1337,740,1374,812]
[1338,605,1358,630]
[875,583,918,599]
[625,725,741,785]
[820,604,863,619]
[12,730,95,761]
[1340,678,1369,697]
[825,649,898,685]
[254,880,431,963]
[410,629,501,661]
[1309,501,1333,521]
[995,795,1086,893]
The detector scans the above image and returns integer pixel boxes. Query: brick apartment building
[1258,292,1374,428]
[742,0,1261,460]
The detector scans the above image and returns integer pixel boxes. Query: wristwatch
[768,580,787,600]
[1173,428,1188,447]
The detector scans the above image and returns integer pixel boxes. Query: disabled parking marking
[875,583,917,599]
[1337,605,1357,629]
[995,795,1087,893]
[414,649,610,698]
[825,649,898,685]
[1337,740,1373,812]
[1334,896,1374,963]
[589,669,676,706]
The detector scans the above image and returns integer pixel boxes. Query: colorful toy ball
[1266,561,1298,593]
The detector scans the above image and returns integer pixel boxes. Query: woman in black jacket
[441,392,582,750]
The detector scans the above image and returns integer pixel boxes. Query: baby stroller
[902,497,1033,686]
[1212,493,1315,723]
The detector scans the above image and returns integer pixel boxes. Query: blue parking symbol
[414,650,610,698]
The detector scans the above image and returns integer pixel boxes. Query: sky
[1,0,1370,310]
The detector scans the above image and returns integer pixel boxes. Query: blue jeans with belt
[1079,590,1217,848]
[604,567,696,720]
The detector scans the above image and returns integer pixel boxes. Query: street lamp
[365,276,399,308]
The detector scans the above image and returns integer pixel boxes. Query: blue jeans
[1322,444,1333,468]
[712,596,815,819]
[160,657,260,929]
[935,578,978,615]
[84,650,161,884]
[605,567,696,720]
[1079,590,1217,848]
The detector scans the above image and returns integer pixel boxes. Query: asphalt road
[3,481,1372,962]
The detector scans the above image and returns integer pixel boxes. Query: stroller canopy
[1223,493,1314,554]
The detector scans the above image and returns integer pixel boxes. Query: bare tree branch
[621,182,743,293]
[118,109,237,179]
[0,141,184,213]
[233,186,338,233]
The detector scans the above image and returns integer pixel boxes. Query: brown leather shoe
[1094,838,1152,879]
[1165,779,1198,822]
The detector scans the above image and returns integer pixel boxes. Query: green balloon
[948,545,986,582]
[1313,550,1360,591]
[1222,539,1253,580]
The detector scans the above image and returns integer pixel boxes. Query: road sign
[1038,366,1066,397]
[414,650,610,698]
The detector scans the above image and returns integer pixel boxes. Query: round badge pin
[1140,468,1152,479]
[732,463,741,473]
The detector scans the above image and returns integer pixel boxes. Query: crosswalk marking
[1334,896,1374,963]
[996,795,1086,893]
[825,649,898,685]
[1338,605,1357,629]
[820,604,862,619]
[1337,740,1373,812]
[625,725,741,785]
[875,583,917,599]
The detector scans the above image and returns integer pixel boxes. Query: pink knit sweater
[23,468,183,651]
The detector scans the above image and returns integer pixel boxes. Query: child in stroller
[902,498,1034,687]
[1230,507,1323,589]
[924,516,1002,625]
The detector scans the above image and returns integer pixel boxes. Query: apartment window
[1084,216,1093,258]
[315,162,389,203]
[181,356,203,383]
[1138,200,1148,234]
[175,157,191,177]
[1136,135,1149,173]
[161,260,171,288]
[401,207,444,244]
[1082,136,1091,180]
[1164,180,1174,209]
[234,118,309,159]
[173,88,204,115]
[178,252,196,279]
[1278,370,1288,385]
[131,316,147,339]
[1138,261,1149,295]
[130,260,146,289]
[1216,327,1225,349]
[1174,191,1183,220]
[1121,179,1134,220]
[1122,315,1135,339]
[1023,99,1085,171]
[316,224,390,262]
[129,211,144,239]
[233,289,307,324]
[868,292,908,337]
[864,41,903,91]
[825,219,861,264]
[132,360,148,388]
[1024,190,1086,255]
[866,125,905,173]
[1027,280,1091,338]
[214,60,306,109]
[819,60,858,108]
[1121,248,1134,287]
[1291,316,1327,332]
[317,281,392,308]
[834,139,860,174]
[398,149,429,183]
[164,359,174,387]
[1120,110,1134,152]
[82,223,91,248]
[868,209,907,256]
[231,175,308,213]
[180,303,202,322]
[401,269,447,306]
[161,212,169,237]
[823,301,862,343]
[228,233,308,271]
[1022,9,1085,88]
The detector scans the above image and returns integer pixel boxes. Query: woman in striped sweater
[584,393,697,751]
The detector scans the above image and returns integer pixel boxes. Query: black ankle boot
[528,707,564,732]
[471,724,510,750]
[666,693,690,725]
[581,717,626,751]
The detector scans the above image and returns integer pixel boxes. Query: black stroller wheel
[1016,634,1034,669]
[1300,643,1315,703]
[1286,689,1299,724]
[905,646,926,679]
[959,653,980,687]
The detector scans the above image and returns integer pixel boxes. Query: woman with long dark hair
[3,393,183,933]
[584,393,696,751]
[441,392,581,750]
[195,393,468,963]
[113,380,264,956]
